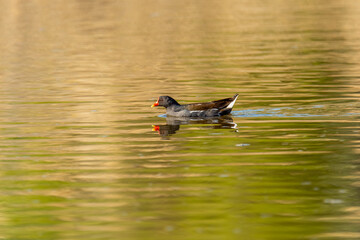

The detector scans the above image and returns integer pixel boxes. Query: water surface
[0,1,359,240]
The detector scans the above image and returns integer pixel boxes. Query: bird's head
[151,96,179,108]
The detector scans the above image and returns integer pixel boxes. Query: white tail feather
[227,94,239,109]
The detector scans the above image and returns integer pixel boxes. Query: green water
[0,0,359,239]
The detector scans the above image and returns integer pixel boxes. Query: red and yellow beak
[151,98,159,108]
[152,125,160,132]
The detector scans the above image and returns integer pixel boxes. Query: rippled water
[0,1,359,239]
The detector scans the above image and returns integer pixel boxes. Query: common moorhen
[151,94,239,117]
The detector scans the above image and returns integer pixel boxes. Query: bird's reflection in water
[152,115,237,138]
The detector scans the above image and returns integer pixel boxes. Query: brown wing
[185,95,237,111]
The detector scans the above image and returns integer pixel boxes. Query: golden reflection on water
[0,0,360,240]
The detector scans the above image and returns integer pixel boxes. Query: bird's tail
[226,94,239,109]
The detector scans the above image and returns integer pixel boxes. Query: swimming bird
[151,94,239,117]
